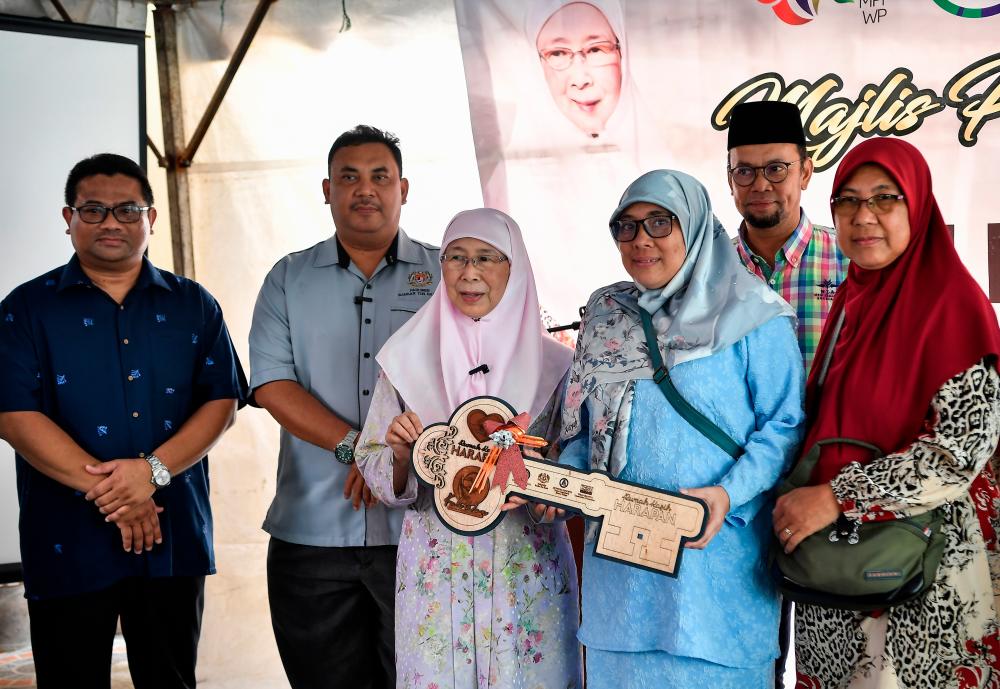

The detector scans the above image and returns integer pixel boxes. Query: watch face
[154,469,171,486]
[335,444,355,465]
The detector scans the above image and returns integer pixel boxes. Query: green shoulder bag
[771,437,946,611]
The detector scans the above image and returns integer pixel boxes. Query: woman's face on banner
[536,2,622,136]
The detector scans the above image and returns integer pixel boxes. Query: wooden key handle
[410,396,517,535]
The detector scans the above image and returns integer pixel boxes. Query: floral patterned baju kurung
[356,372,582,689]
[795,360,1000,689]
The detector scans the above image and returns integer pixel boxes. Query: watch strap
[335,429,359,464]
[145,454,171,487]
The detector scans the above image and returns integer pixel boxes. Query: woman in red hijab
[772,137,1000,689]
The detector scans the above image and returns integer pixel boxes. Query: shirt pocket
[389,300,424,332]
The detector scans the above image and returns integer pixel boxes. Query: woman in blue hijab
[558,170,805,688]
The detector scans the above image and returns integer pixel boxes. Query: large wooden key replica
[411,396,708,577]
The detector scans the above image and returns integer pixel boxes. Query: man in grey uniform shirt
[249,125,439,689]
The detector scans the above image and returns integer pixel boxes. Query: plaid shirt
[735,211,849,372]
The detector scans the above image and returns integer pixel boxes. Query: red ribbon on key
[470,412,548,492]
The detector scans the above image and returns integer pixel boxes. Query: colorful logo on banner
[712,53,1000,171]
[759,0,853,25]
[763,0,1000,22]
[933,1,1000,17]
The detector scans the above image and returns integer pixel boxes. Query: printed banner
[454,0,1000,324]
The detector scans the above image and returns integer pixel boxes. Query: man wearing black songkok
[726,100,849,688]
[727,100,848,371]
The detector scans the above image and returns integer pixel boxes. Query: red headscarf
[805,138,1000,484]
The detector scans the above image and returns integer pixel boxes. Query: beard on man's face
[744,207,783,230]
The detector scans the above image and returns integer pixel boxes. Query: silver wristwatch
[145,454,171,488]
[335,429,359,465]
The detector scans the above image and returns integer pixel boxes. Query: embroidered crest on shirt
[815,279,839,302]
[409,271,433,288]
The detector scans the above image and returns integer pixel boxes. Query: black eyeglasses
[69,203,151,224]
[830,194,906,217]
[610,214,678,242]
[728,159,803,187]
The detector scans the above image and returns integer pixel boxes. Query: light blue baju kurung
[561,315,805,689]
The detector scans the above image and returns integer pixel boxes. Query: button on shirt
[249,229,439,547]
[0,255,247,600]
[735,210,849,371]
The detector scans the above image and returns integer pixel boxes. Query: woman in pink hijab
[356,208,581,689]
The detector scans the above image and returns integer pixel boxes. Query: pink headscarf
[376,208,573,424]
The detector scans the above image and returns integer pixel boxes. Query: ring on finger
[782,527,793,539]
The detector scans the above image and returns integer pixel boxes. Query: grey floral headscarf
[561,170,793,483]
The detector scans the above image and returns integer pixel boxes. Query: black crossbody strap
[639,309,743,460]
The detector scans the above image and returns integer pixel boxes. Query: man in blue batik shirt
[0,153,246,689]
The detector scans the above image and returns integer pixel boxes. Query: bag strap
[639,309,743,459]
[816,309,846,388]
[779,309,883,491]
[780,437,883,492]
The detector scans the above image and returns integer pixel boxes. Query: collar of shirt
[56,254,173,293]
[314,228,426,269]
[736,209,814,271]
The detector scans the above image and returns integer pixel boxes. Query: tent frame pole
[151,0,277,277]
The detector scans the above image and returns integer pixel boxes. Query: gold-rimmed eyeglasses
[440,254,509,271]
[538,41,620,71]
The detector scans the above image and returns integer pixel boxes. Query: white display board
[0,14,145,580]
